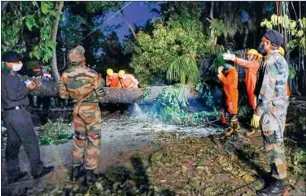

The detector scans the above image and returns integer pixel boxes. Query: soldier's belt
[2,105,25,111]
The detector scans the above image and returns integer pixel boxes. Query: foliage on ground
[39,120,73,145]
[27,133,305,196]
[152,84,221,126]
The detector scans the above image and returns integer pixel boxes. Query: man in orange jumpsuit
[217,63,240,136]
[224,49,260,136]
[118,70,139,88]
[106,68,121,88]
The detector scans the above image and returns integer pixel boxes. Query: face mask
[224,63,231,69]
[11,63,23,72]
[257,43,266,55]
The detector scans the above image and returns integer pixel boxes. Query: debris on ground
[25,131,305,196]
[39,120,73,145]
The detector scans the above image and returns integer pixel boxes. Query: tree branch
[51,1,64,82]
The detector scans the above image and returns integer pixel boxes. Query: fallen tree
[24,78,199,104]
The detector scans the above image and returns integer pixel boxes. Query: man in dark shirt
[1,51,54,184]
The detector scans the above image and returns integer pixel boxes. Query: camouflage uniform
[255,50,289,179]
[59,47,105,170]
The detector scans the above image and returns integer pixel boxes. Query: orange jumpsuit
[106,73,121,88]
[218,67,239,115]
[119,74,139,88]
[234,58,260,110]
[286,83,291,96]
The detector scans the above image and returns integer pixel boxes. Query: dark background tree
[60,2,122,70]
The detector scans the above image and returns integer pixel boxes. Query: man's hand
[251,114,261,128]
[26,81,37,90]
[223,53,236,61]
[218,66,224,74]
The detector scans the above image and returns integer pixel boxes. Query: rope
[76,1,132,45]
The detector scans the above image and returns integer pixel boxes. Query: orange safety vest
[106,73,121,88]
[119,74,139,88]
[286,83,291,96]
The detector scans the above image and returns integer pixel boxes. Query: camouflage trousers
[72,102,102,170]
[260,102,288,179]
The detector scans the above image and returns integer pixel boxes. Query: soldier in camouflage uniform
[251,30,289,196]
[59,45,105,184]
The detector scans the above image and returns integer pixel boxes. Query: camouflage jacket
[255,50,289,117]
[59,65,105,103]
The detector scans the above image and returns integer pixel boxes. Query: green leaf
[271,14,278,25]
[289,21,297,30]
[41,2,50,14]
[266,22,273,29]
[25,15,36,31]
[297,30,304,37]
[32,2,39,7]
[40,135,53,145]
[43,55,49,63]
[33,50,40,60]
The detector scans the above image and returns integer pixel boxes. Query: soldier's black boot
[71,165,85,181]
[33,166,54,179]
[85,169,96,185]
[8,171,28,184]
[257,178,284,196]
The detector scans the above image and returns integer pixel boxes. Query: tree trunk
[243,27,249,48]
[210,2,214,19]
[51,1,64,82]
[23,78,199,104]
[224,33,228,46]
[123,13,137,39]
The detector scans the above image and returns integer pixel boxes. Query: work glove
[218,66,224,74]
[223,53,236,61]
[251,114,261,128]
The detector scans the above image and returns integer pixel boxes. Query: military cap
[2,51,22,62]
[263,29,283,46]
[68,45,85,65]
[68,45,85,57]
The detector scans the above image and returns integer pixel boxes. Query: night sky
[102,2,161,43]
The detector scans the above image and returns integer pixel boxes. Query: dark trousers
[3,108,43,177]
